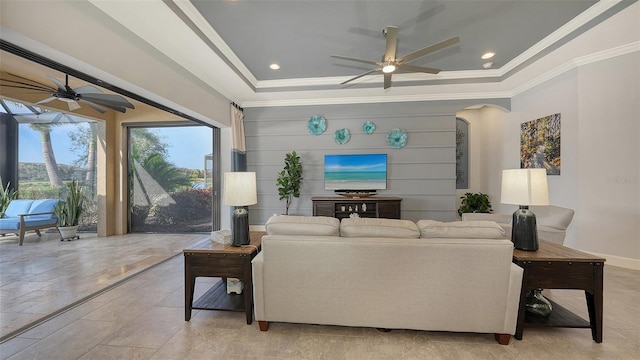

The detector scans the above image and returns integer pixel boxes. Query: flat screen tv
[324,154,387,192]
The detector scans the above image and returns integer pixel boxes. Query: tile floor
[1,232,639,359]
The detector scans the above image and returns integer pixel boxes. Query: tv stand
[312,197,401,220]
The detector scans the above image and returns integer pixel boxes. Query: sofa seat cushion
[0,218,21,231]
[265,215,340,236]
[417,220,505,239]
[340,218,420,238]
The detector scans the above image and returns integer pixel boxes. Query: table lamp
[223,172,257,247]
[500,168,549,251]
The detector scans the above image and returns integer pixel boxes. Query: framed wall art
[520,113,561,175]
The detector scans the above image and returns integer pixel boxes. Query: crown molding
[512,41,639,96]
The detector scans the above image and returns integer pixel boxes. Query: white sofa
[252,216,524,345]
[461,205,575,245]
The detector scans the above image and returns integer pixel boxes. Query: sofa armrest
[20,211,55,218]
[252,252,265,320]
[504,263,524,334]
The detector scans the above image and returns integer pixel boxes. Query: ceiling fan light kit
[331,26,459,89]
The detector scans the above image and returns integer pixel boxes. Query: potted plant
[55,180,85,239]
[457,192,493,217]
[276,151,303,215]
[0,177,18,218]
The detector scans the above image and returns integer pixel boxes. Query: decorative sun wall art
[334,128,351,144]
[386,128,407,149]
[307,115,326,135]
[362,121,376,134]
[520,113,561,175]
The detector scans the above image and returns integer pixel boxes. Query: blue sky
[18,124,212,170]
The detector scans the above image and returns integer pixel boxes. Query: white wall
[455,2,640,267]
[463,53,639,267]
[576,53,639,263]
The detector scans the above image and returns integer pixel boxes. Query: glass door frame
[124,122,220,233]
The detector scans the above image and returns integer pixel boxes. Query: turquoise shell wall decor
[387,128,407,149]
[362,121,376,134]
[307,115,326,135]
[334,128,351,145]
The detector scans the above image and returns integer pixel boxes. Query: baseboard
[582,250,640,271]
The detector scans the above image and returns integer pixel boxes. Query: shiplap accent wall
[243,100,508,225]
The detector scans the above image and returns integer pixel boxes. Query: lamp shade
[501,169,550,206]
[223,172,257,206]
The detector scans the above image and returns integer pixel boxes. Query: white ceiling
[87,0,631,105]
[0,0,637,117]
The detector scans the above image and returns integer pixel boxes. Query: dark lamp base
[231,207,250,247]
[512,206,539,251]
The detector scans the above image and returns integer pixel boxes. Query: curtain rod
[231,102,243,112]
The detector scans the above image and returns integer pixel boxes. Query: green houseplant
[55,180,85,239]
[276,151,303,215]
[0,177,18,218]
[457,192,493,217]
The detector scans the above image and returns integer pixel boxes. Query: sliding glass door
[127,124,218,233]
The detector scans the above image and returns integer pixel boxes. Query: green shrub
[458,192,493,217]
[153,188,212,225]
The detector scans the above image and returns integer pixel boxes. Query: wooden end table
[512,240,605,342]
[184,231,264,324]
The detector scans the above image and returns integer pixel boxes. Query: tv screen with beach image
[324,154,387,190]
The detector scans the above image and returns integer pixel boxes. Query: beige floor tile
[2,234,639,359]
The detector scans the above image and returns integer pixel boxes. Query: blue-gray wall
[244,99,509,225]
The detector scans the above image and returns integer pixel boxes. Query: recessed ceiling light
[269,63,280,70]
[481,52,495,60]
[482,62,493,69]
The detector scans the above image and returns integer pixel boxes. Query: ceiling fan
[0,73,135,114]
[331,26,459,89]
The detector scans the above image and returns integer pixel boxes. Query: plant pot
[59,225,79,241]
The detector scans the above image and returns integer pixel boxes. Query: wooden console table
[312,196,401,219]
[512,240,605,342]
[184,231,264,324]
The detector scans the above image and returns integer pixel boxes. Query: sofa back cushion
[28,199,59,220]
[530,205,574,230]
[265,215,340,236]
[3,200,34,218]
[417,220,505,239]
[340,218,420,238]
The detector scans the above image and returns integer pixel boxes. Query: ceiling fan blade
[341,68,380,85]
[35,96,57,105]
[67,101,81,111]
[0,80,53,93]
[5,72,56,90]
[47,76,67,92]
[73,85,104,94]
[383,26,398,61]
[398,36,460,64]
[383,73,392,89]
[79,93,135,109]
[331,54,380,66]
[78,99,108,114]
[397,64,441,74]
[79,97,128,113]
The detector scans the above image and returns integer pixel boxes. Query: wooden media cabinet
[311,196,401,220]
